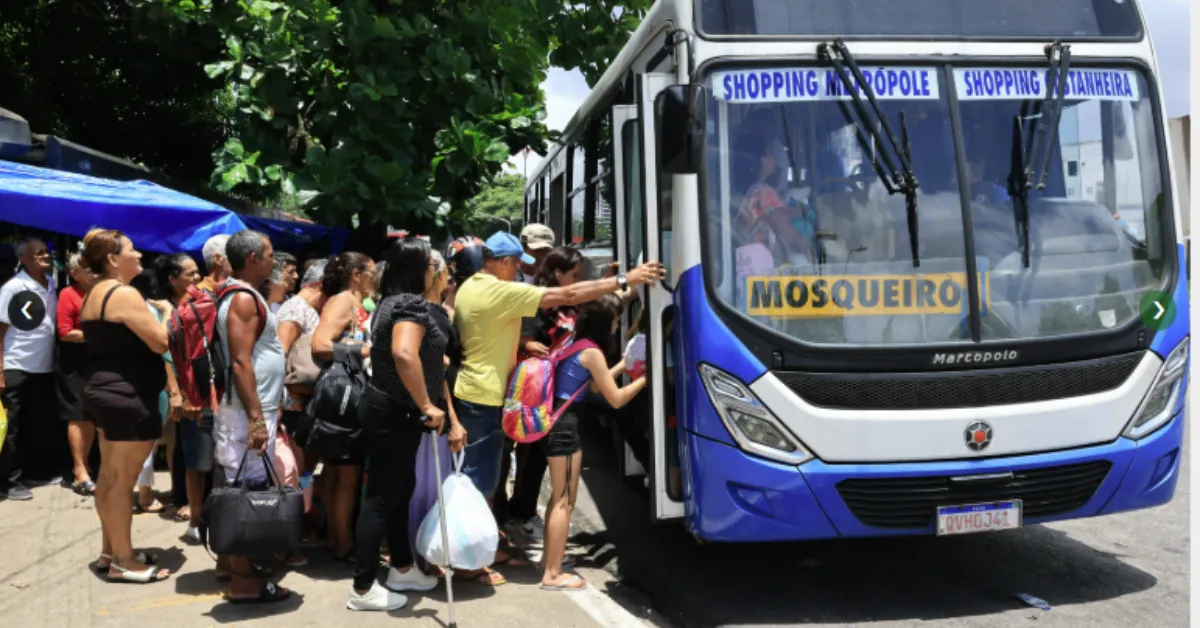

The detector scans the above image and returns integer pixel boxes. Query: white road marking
[563,581,654,628]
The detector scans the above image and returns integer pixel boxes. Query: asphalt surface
[563,418,1190,628]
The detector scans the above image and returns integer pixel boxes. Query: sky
[507,0,1190,174]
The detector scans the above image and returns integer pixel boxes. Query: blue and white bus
[524,0,1189,542]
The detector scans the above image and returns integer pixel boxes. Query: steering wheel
[813,164,876,198]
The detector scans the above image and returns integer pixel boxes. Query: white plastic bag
[416,453,499,571]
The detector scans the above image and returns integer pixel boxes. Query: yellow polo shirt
[452,273,545,406]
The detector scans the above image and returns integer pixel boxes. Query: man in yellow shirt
[452,231,663,585]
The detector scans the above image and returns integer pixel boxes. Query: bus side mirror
[655,84,707,175]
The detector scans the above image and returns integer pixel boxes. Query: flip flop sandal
[133,501,166,515]
[540,575,587,592]
[215,563,275,581]
[172,508,191,522]
[94,552,157,573]
[456,569,507,586]
[227,581,291,605]
[72,481,96,496]
[492,549,529,568]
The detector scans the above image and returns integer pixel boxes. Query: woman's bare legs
[185,470,205,526]
[98,438,170,579]
[541,451,584,589]
[329,464,361,556]
[67,421,95,486]
[96,434,113,561]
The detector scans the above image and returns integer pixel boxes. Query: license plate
[936,500,1022,536]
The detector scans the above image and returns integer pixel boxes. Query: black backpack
[303,343,367,460]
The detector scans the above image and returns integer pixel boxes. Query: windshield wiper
[1009,41,1073,268]
[818,39,921,267]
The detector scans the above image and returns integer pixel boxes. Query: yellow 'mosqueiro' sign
[745,273,988,318]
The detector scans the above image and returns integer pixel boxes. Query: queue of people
[0,222,663,611]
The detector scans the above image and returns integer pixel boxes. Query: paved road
[562,420,1189,628]
[0,472,639,628]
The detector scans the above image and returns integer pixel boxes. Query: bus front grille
[776,352,1143,411]
[836,460,1113,529]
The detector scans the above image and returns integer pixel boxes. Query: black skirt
[56,342,90,423]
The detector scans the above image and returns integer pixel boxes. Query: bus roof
[526,0,679,191]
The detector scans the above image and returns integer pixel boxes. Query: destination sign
[713,67,941,104]
[744,273,988,318]
[954,68,1141,102]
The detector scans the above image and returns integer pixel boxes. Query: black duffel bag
[303,343,367,460]
[202,451,304,557]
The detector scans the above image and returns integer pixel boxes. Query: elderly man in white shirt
[0,237,60,501]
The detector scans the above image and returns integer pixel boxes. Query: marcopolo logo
[744,272,987,319]
[932,350,1018,366]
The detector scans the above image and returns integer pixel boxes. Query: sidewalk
[0,473,636,628]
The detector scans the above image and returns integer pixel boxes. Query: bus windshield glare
[703,64,1169,346]
[698,0,1143,39]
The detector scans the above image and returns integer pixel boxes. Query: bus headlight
[698,363,813,465]
[1124,339,1188,440]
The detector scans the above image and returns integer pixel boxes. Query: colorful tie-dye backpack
[502,339,598,444]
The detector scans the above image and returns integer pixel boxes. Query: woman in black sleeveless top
[79,229,172,584]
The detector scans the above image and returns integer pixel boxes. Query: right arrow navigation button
[1139,291,1176,331]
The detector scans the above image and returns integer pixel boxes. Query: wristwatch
[615,273,629,291]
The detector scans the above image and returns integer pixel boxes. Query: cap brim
[520,252,536,265]
[525,241,553,251]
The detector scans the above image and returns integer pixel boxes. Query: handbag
[201,450,304,557]
[284,333,321,388]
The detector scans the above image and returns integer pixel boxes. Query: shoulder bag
[202,451,304,557]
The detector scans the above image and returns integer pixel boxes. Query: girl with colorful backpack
[530,294,646,591]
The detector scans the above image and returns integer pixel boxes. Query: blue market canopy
[0,160,246,254]
[240,215,348,255]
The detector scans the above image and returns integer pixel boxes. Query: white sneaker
[385,566,438,592]
[184,526,201,543]
[347,582,407,611]
[522,515,546,541]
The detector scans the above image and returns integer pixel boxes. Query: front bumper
[681,406,1184,542]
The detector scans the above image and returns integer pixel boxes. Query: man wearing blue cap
[451,231,663,585]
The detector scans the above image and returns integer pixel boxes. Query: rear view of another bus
[648,0,1188,542]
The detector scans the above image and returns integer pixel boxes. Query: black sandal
[227,581,291,604]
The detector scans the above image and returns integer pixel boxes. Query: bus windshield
[703,64,1169,347]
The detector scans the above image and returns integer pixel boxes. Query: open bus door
[610,102,646,482]
[639,73,685,521]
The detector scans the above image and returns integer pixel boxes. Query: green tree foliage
[0,0,232,184]
[466,172,524,235]
[547,1,653,87]
[0,0,649,234]
[141,0,555,233]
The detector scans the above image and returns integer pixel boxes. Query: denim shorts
[454,398,505,496]
[179,409,215,473]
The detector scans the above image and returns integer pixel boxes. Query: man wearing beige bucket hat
[518,223,554,284]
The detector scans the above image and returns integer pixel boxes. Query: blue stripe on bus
[1148,243,1189,359]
